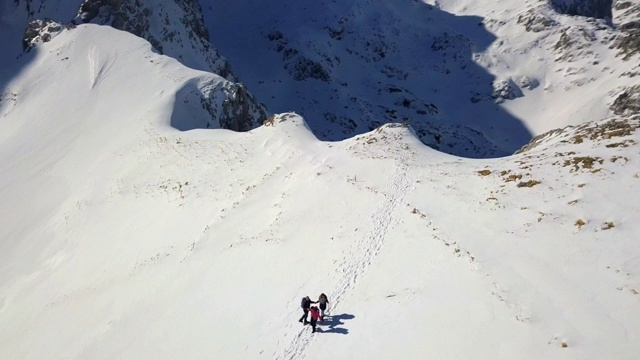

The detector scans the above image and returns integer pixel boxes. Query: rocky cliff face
[74,0,235,80]
[612,0,640,59]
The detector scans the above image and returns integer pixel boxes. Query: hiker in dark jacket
[317,293,329,320]
[298,296,316,324]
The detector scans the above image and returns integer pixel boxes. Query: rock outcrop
[173,79,267,131]
[74,0,235,80]
[23,18,67,50]
[612,1,640,59]
[611,85,640,116]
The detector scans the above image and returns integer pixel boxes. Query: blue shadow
[316,313,355,335]
[203,0,537,158]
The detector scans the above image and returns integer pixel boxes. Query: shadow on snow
[203,0,536,158]
[316,313,355,335]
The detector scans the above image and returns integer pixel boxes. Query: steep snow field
[1,1,640,359]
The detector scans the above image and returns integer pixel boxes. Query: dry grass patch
[610,156,629,163]
[262,115,276,126]
[563,156,604,171]
[411,208,426,219]
[555,151,576,156]
[517,180,541,188]
[570,119,638,143]
[571,135,584,144]
[477,169,491,176]
[606,139,636,148]
[575,219,586,228]
[504,174,523,182]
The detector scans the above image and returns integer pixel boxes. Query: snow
[203,0,638,151]
[1,1,640,360]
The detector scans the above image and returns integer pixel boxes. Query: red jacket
[310,307,321,320]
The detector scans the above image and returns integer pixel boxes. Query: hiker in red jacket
[309,306,321,333]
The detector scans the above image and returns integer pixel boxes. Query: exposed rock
[285,56,331,82]
[430,32,473,71]
[491,79,524,103]
[550,0,613,19]
[266,30,331,82]
[614,1,634,11]
[613,22,640,60]
[611,85,640,115]
[614,26,640,59]
[23,18,66,51]
[517,9,558,32]
[323,112,358,132]
[471,78,525,104]
[174,79,267,132]
[75,0,236,80]
[554,26,598,61]
[514,75,541,90]
[612,1,640,59]
[218,82,268,131]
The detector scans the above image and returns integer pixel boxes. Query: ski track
[88,47,117,90]
[277,160,414,360]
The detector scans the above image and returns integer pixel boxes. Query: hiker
[309,306,321,333]
[317,293,329,319]
[299,296,316,324]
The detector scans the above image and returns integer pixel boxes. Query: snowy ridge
[8,0,267,132]
[0,0,640,359]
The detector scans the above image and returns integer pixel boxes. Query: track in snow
[277,160,414,360]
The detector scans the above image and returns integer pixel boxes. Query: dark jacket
[318,294,329,309]
[301,297,313,309]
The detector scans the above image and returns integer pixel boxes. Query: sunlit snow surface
[1,1,640,359]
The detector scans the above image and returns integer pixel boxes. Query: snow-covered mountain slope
[1,0,640,359]
[72,0,236,80]
[204,0,640,157]
[1,104,639,358]
[5,0,267,131]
